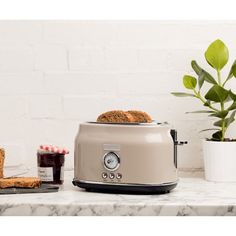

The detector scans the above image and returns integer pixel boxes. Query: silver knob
[102,172,108,179]
[116,173,122,179]
[109,173,115,179]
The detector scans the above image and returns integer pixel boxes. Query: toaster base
[72,180,177,194]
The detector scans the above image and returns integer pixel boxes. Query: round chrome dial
[103,152,120,170]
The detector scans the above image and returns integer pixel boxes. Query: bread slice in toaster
[127,110,152,123]
[97,110,135,123]
[97,110,152,123]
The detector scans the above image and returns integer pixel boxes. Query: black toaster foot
[72,180,177,195]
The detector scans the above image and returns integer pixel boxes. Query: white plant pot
[203,140,236,182]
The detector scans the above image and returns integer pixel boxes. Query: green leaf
[183,75,197,90]
[200,128,220,133]
[225,91,236,110]
[186,110,214,114]
[213,119,223,127]
[171,92,195,97]
[198,72,205,89]
[203,72,218,85]
[212,130,222,141]
[204,100,211,107]
[211,95,232,104]
[233,65,236,77]
[228,101,236,111]
[213,111,236,129]
[205,39,229,70]
[191,60,201,74]
[225,110,236,128]
[209,110,228,118]
[229,90,236,101]
[205,85,229,103]
[191,60,204,88]
[191,60,217,86]
[222,94,233,103]
[225,60,236,82]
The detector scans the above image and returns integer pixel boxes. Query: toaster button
[109,173,115,179]
[116,173,122,179]
[102,172,108,179]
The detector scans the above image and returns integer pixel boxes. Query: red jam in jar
[37,145,68,185]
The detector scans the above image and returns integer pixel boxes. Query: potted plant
[172,39,236,182]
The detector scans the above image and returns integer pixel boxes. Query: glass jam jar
[37,147,67,185]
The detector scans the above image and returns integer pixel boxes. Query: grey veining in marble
[1,171,236,216]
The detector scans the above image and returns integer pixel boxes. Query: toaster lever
[170,129,187,169]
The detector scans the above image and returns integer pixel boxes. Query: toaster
[72,122,186,194]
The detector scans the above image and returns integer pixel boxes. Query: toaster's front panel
[76,142,124,185]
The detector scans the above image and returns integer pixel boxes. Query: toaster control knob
[103,152,120,170]
[102,172,108,179]
[109,173,115,179]
[116,173,122,179]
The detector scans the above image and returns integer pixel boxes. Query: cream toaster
[73,122,186,194]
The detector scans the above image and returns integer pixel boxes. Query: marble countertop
[1,171,236,216]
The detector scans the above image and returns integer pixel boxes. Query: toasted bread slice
[97,110,135,123]
[0,148,5,178]
[0,177,41,189]
[127,110,152,123]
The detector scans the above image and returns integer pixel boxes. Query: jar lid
[39,145,69,154]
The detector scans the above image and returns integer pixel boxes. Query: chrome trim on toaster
[87,121,163,126]
[76,179,178,187]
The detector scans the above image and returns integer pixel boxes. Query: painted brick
[0,45,34,71]
[138,49,168,71]
[43,21,116,46]
[63,96,103,120]
[0,21,42,43]
[0,96,28,119]
[166,49,212,73]
[29,95,63,118]
[116,72,185,95]
[3,144,25,168]
[0,118,29,142]
[33,44,68,70]
[69,47,105,71]
[0,72,43,95]
[44,72,117,95]
[104,48,139,70]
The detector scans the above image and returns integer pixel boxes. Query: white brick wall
[1,20,236,175]
[33,44,68,70]
[69,47,105,71]
[29,95,63,118]
[0,45,34,71]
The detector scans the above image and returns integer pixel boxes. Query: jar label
[38,167,53,181]
[60,166,64,181]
